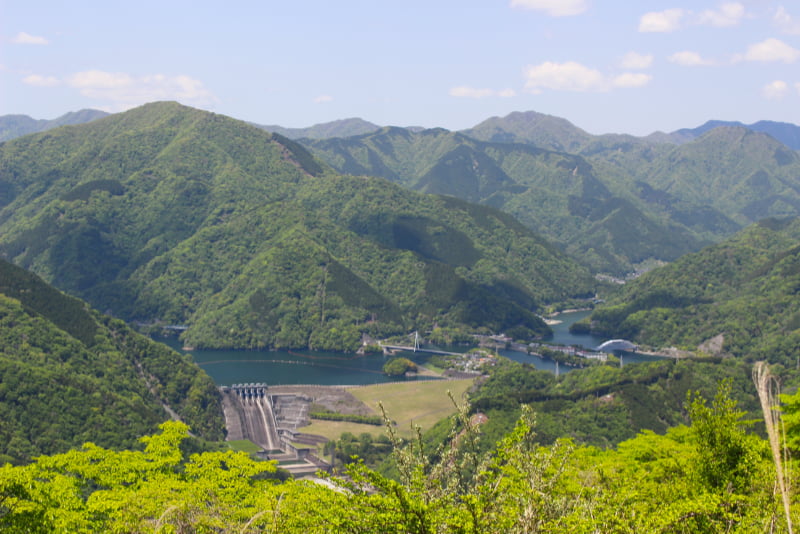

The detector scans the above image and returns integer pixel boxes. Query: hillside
[0,102,595,351]
[462,112,800,219]
[639,127,800,225]
[582,217,800,366]
[462,113,800,232]
[0,257,224,464]
[0,109,108,142]
[303,126,708,274]
[464,355,764,449]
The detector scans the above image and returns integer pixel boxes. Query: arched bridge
[596,339,637,352]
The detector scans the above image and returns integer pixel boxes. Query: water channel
[160,309,662,386]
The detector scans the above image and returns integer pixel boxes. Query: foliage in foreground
[2,375,799,533]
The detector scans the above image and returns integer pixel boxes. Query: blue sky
[2,1,799,135]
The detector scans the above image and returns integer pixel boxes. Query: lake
[159,310,662,386]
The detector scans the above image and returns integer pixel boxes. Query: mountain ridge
[5,107,798,150]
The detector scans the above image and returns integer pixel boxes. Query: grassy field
[302,378,475,441]
[226,439,262,454]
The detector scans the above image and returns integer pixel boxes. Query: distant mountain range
[2,105,799,276]
[5,108,798,149]
[253,117,382,139]
[667,119,800,150]
[302,113,800,274]
[0,109,109,142]
[0,102,595,351]
[302,126,710,275]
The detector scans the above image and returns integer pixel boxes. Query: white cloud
[523,61,652,93]
[12,31,49,45]
[740,38,800,63]
[449,86,516,98]
[697,2,745,27]
[524,61,606,93]
[775,7,800,35]
[612,73,652,88]
[668,51,714,66]
[638,9,684,32]
[639,4,747,33]
[762,80,789,99]
[620,52,653,69]
[64,70,215,109]
[313,95,333,104]
[69,70,132,90]
[23,74,60,87]
[510,0,588,17]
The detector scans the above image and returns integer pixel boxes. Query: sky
[1,0,800,136]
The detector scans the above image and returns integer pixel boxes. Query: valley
[2,101,800,532]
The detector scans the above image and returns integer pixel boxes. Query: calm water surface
[159,338,428,386]
[160,310,662,385]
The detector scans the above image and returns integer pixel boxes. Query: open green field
[303,378,475,441]
[226,439,262,454]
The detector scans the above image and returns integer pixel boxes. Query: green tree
[383,357,417,376]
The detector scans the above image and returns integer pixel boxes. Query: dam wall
[220,385,330,475]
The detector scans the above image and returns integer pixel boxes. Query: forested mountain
[636,127,800,223]
[255,117,381,139]
[0,257,224,464]
[0,101,594,351]
[0,109,108,142]
[303,111,800,275]
[303,127,706,274]
[461,110,594,152]
[582,217,800,366]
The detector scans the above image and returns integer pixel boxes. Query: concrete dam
[220,383,330,476]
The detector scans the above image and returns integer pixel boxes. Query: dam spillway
[221,383,279,450]
[220,384,330,475]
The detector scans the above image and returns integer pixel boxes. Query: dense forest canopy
[0,258,224,464]
[582,217,800,368]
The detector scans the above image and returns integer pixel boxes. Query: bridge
[595,339,637,352]
[381,345,462,356]
[380,331,461,357]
